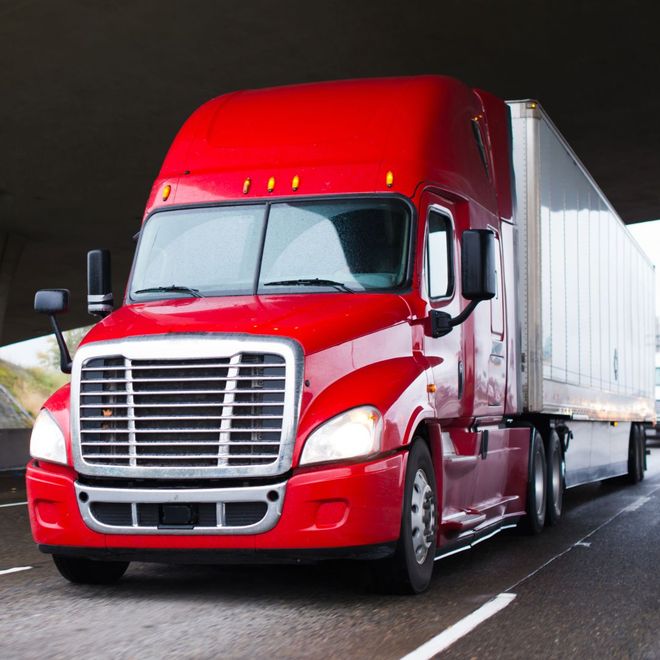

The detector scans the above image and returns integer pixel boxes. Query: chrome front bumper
[74,481,286,535]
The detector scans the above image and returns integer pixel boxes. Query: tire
[545,429,564,526]
[52,555,129,585]
[521,429,546,534]
[627,423,644,484]
[370,440,437,594]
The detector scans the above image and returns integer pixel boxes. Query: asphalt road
[1,447,659,659]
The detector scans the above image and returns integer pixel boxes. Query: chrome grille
[72,336,302,478]
[79,353,286,468]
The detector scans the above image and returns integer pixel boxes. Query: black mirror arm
[48,314,72,374]
[430,299,481,338]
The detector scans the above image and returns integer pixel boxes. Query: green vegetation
[38,326,90,372]
[0,359,67,422]
[0,326,90,426]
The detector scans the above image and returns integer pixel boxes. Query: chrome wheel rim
[410,468,436,565]
[534,450,545,518]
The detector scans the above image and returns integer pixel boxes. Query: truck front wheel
[52,555,129,585]
[370,440,437,594]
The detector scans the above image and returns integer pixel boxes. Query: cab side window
[427,210,454,298]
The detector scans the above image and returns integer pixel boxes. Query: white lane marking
[624,496,651,512]
[0,501,27,509]
[400,593,516,660]
[0,566,32,576]
[406,486,659,659]
[506,486,660,593]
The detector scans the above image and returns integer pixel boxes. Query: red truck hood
[82,293,413,355]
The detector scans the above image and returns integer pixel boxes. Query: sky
[1,220,659,369]
[627,219,660,311]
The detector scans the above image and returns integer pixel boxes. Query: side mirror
[34,289,72,373]
[430,229,497,338]
[34,289,69,315]
[87,249,113,317]
[461,229,496,301]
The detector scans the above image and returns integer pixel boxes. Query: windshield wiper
[133,285,203,298]
[263,278,355,293]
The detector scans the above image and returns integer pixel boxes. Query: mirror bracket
[48,315,73,374]
[430,300,480,338]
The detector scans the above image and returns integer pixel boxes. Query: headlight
[30,410,67,465]
[300,406,383,466]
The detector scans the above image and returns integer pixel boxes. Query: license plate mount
[159,503,198,528]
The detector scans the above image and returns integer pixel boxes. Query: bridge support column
[0,233,26,346]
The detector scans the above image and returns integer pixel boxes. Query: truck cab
[30,76,648,593]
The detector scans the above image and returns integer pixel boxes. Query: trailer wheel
[545,429,564,526]
[370,440,437,594]
[627,424,645,484]
[521,429,546,534]
[52,555,129,585]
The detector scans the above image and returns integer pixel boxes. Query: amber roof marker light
[243,177,251,195]
[386,171,394,188]
[162,184,172,201]
[267,177,276,193]
[292,175,300,191]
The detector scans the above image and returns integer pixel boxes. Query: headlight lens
[30,410,67,465]
[300,406,383,466]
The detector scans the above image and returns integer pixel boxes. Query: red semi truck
[27,76,656,593]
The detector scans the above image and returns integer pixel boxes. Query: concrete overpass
[1,1,658,345]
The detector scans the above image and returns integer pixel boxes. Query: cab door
[422,192,465,422]
[421,191,479,517]
[486,230,506,409]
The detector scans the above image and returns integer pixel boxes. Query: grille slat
[79,352,287,470]
[81,427,281,434]
[80,401,284,408]
[81,441,280,447]
[80,414,284,422]
[83,453,279,460]
[82,376,285,384]
[81,388,285,396]
[82,362,284,371]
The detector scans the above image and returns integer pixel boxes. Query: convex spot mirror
[461,229,496,301]
[34,289,70,315]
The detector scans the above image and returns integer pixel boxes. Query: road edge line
[0,566,32,577]
[400,593,516,659]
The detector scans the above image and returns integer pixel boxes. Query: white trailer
[509,100,655,486]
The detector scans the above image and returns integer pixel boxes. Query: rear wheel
[545,429,564,526]
[627,423,645,484]
[52,555,129,585]
[370,440,437,594]
[521,429,546,534]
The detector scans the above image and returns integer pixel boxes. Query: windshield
[129,199,411,300]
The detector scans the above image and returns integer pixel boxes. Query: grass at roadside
[0,359,67,421]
